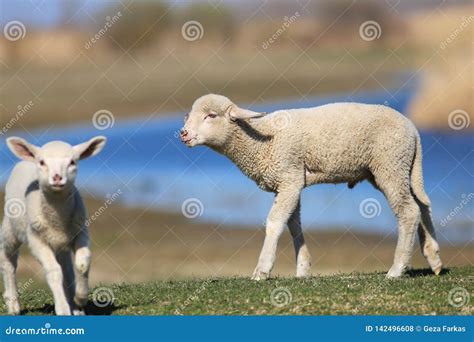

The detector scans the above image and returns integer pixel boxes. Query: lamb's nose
[180,128,188,137]
[53,174,62,182]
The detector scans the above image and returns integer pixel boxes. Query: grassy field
[3,266,472,315]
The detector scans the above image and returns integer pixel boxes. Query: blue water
[0,83,472,244]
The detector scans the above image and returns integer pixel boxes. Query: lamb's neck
[217,120,273,176]
[39,189,77,225]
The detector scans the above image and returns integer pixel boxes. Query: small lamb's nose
[53,174,62,183]
[180,128,188,137]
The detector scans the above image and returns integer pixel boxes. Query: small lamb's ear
[73,136,107,160]
[6,137,38,162]
[227,105,266,120]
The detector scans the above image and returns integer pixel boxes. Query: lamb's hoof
[55,305,72,316]
[386,265,405,279]
[251,268,270,281]
[73,309,86,316]
[6,301,20,315]
[433,264,443,276]
[296,269,311,278]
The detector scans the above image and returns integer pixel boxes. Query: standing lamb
[1,136,106,315]
[180,94,442,280]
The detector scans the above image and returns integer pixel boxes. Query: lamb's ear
[6,137,38,162]
[227,105,266,120]
[73,136,107,160]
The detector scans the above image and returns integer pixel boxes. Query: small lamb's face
[181,94,265,148]
[6,136,106,193]
[181,94,233,148]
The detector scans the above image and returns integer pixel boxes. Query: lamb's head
[6,136,106,193]
[180,94,265,148]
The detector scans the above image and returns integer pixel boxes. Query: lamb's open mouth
[182,137,195,146]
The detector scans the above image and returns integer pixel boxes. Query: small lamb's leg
[417,203,443,275]
[288,200,311,277]
[73,232,90,313]
[385,193,420,279]
[252,187,301,280]
[387,197,420,278]
[0,245,20,315]
[28,233,71,315]
[56,251,77,312]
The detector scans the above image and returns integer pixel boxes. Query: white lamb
[1,136,106,315]
[180,94,443,280]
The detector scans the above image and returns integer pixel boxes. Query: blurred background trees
[0,0,472,130]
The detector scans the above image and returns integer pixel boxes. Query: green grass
[3,266,472,315]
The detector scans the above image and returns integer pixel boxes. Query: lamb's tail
[410,133,430,206]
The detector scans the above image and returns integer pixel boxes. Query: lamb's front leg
[288,201,312,278]
[252,186,302,280]
[28,233,71,315]
[73,232,90,314]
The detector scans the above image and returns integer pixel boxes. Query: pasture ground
[3,266,472,315]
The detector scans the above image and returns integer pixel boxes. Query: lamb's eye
[69,160,76,167]
[205,113,217,120]
[39,160,45,166]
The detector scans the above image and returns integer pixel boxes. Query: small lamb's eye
[39,160,45,166]
[205,113,217,120]
[70,160,76,167]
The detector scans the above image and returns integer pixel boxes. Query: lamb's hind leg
[375,173,420,278]
[288,201,311,277]
[417,202,442,275]
[386,195,420,278]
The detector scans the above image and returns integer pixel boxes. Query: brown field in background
[0,2,471,131]
[407,5,473,129]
